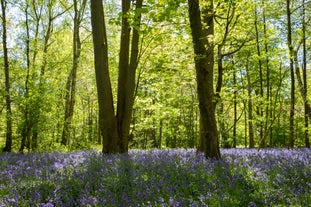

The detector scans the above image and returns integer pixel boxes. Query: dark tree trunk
[91,0,119,153]
[91,0,144,153]
[286,0,295,148]
[116,0,131,152]
[217,46,229,148]
[302,0,309,148]
[20,3,31,153]
[117,0,143,153]
[1,0,13,152]
[188,0,220,159]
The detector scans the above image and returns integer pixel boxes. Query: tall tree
[254,0,273,148]
[91,0,144,153]
[61,0,87,146]
[19,0,42,153]
[301,0,309,148]
[293,0,310,148]
[187,0,221,159]
[262,0,272,148]
[1,0,12,152]
[246,55,255,148]
[286,0,295,148]
[90,0,118,152]
[214,1,247,148]
[254,4,264,147]
[19,0,66,152]
[232,66,237,147]
[117,0,143,152]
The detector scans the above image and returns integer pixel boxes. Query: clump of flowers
[0,148,310,206]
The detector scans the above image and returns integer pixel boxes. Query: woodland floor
[0,148,310,206]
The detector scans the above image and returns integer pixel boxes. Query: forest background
[0,0,310,153]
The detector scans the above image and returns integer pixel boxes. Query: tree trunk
[1,0,13,152]
[188,0,220,159]
[61,0,87,146]
[302,0,309,148]
[217,46,229,148]
[214,5,243,149]
[262,0,272,148]
[233,70,237,148]
[286,0,295,148]
[265,53,272,147]
[244,100,248,147]
[116,0,143,153]
[91,0,119,153]
[218,102,229,148]
[246,57,255,148]
[254,6,264,147]
[116,0,131,152]
[91,0,144,153]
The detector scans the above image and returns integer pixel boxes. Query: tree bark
[116,0,143,153]
[286,0,295,148]
[302,0,309,148]
[116,0,131,152]
[188,0,220,159]
[91,0,119,153]
[91,0,143,153]
[1,0,13,152]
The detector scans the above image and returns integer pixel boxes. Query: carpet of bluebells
[0,148,310,207]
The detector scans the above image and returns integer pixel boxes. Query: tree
[214,0,249,148]
[91,0,144,153]
[286,0,295,148]
[245,54,255,148]
[19,0,32,152]
[301,0,310,148]
[61,0,87,146]
[293,0,310,148]
[1,0,12,152]
[19,0,66,152]
[187,0,221,159]
[254,3,264,147]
